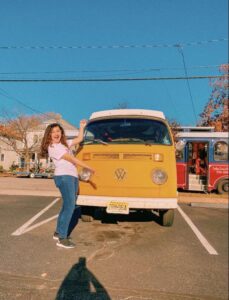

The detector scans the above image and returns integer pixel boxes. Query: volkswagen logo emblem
[114,168,127,180]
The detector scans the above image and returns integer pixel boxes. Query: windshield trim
[83,117,172,146]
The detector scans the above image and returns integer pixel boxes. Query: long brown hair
[40,123,69,158]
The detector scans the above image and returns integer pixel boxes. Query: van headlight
[79,168,92,182]
[151,169,168,185]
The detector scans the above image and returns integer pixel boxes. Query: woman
[40,120,94,249]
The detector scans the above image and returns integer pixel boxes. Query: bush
[9,163,19,172]
[0,165,4,173]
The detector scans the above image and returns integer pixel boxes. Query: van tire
[159,209,174,227]
[217,179,229,194]
[81,215,94,222]
[30,173,35,178]
[81,207,94,222]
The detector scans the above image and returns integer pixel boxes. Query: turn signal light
[82,153,91,160]
[153,153,163,162]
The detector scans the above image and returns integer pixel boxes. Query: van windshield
[83,118,172,145]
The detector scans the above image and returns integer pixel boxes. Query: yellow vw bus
[77,109,177,226]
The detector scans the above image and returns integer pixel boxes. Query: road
[0,194,228,300]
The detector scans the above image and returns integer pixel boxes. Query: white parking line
[22,214,58,234]
[177,205,218,255]
[11,198,60,236]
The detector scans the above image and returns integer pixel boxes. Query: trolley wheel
[81,206,94,222]
[29,173,35,178]
[159,209,174,227]
[217,180,229,194]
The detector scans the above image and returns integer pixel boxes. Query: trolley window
[214,141,228,161]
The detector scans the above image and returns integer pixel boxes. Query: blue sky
[0,0,228,127]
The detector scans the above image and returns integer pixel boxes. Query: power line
[0,38,227,50]
[0,87,48,116]
[176,46,198,124]
[0,64,221,75]
[0,75,227,82]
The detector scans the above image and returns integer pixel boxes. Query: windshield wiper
[112,138,152,145]
[130,138,153,145]
[83,139,108,145]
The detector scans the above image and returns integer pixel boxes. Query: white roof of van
[89,109,165,120]
[177,131,228,139]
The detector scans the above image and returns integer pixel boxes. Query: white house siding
[0,141,19,170]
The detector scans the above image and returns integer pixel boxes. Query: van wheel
[30,173,35,178]
[217,180,229,194]
[159,209,174,227]
[81,207,94,222]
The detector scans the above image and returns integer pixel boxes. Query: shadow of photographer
[56,257,111,300]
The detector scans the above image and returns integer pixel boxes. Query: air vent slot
[92,153,120,160]
[123,153,152,160]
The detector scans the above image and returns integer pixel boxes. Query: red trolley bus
[176,127,228,194]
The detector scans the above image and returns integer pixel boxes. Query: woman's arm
[61,153,95,173]
[71,119,87,146]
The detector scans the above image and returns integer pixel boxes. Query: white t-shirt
[48,140,78,177]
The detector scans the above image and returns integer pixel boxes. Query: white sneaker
[56,238,75,249]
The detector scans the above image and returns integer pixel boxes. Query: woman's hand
[84,167,95,175]
[80,119,87,129]
[88,167,95,175]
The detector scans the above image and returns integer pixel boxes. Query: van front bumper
[77,195,177,209]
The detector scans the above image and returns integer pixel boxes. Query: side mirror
[175,140,186,151]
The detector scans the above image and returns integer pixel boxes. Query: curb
[190,202,229,209]
[0,190,60,197]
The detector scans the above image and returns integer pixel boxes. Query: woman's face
[51,126,62,143]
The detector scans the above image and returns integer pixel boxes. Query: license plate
[106,201,129,214]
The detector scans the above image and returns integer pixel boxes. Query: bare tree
[168,118,181,142]
[0,111,60,171]
[114,102,129,109]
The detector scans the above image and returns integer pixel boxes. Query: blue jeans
[54,175,80,239]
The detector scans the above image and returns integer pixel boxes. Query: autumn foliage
[199,64,229,131]
[0,115,41,141]
[0,112,60,170]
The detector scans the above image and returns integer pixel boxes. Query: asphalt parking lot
[0,194,228,300]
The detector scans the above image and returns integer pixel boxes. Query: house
[0,116,79,171]
[0,139,20,171]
